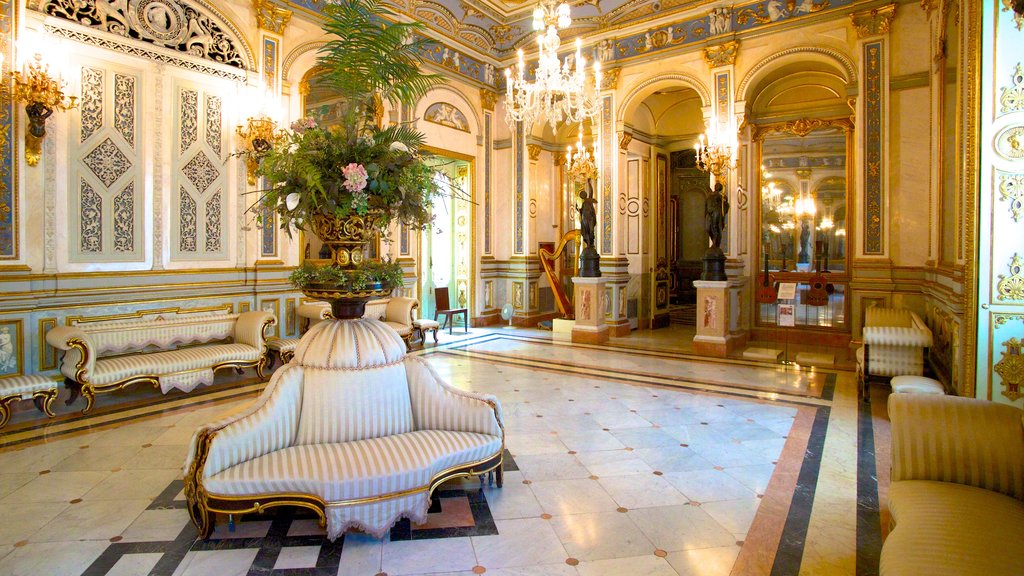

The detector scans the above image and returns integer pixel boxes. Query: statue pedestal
[692,280,747,357]
[571,277,609,344]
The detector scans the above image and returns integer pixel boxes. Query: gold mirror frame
[752,116,855,331]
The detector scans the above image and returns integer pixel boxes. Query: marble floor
[0,328,884,576]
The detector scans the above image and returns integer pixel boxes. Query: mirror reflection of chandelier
[504,0,602,129]
[794,193,817,219]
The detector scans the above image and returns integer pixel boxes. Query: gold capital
[703,41,738,68]
[850,4,896,39]
[527,144,542,161]
[253,0,292,35]
[480,89,498,112]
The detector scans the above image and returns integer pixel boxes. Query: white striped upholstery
[363,300,389,321]
[193,364,304,479]
[859,307,932,378]
[889,394,1024,500]
[294,364,413,445]
[72,314,240,356]
[406,357,502,436]
[268,338,299,354]
[383,321,413,337]
[158,368,215,394]
[89,344,260,385]
[292,319,406,370]
[0,374,58,398]
[881,481,1024,576]
[206,430,499,501]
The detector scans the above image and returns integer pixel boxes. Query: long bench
[46,310,276,413]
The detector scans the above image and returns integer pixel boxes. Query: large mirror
[754,118,853,329]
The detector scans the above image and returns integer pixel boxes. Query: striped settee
[46,310,276,413]
[883,394,1024,575]
[856,307,933,400]
[184,318,504,540]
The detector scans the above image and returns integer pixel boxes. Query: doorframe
[419,145,476,323]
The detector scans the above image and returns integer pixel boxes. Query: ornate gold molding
[619,132,633,150]
[997,254,1024,301]
[1003,0,1024,31]
[527,144,542,161]
[1001,64,1024,114]
[751,116,855,141]
[995,337,1024,401]
[850,3,897,39]
[920,0,939,14]
[999,173,1024,222]
[253,0,292,35]
[703,41,738,68]
[553,151,566,166]
[480,89,497,112]
[600,67,621,91]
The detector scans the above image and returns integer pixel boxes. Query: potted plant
[255,0,446,318]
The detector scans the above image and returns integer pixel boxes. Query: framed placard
[777,282,797,301]
[779,304,796,327]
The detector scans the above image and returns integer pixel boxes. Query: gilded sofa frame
[184,400,504,539]
[59,315,276,414]
[0,388,58,428]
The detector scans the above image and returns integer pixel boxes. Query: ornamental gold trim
[703,41,738,68]
[850,3,897,39]
[999,172,1024,222]
[997,254,1024,302]
[751,116,854,141]
[1000,63,1024,114]
[994,337,1024,402]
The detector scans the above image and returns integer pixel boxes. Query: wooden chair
[433,287,468,335]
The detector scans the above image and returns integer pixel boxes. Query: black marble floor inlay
[79,466,511,576]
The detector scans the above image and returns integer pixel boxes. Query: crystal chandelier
[504,0,602,129]
[566,125,598,182]
[694,129,735,177]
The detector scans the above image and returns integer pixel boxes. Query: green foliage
[289,260,404,291]
[252,0,449,235]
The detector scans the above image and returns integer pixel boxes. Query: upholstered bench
[857,307,933,402]
[47,310,276,413]
[0,374,60,428]
[184,318,504,541]
[413,319,440,344]
[298,298,421,349]
[890,375,944,395]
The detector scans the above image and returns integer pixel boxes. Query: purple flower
[342,163,369,192]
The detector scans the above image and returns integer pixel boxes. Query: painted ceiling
[283,0,854,61]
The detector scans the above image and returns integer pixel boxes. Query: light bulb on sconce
[235,83,284,186]
[8,47,79,166]
[694,123,735,178]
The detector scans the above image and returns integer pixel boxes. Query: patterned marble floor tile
[470,517,568,569]
[0,500,70,545]
[176,548,260,576]
[528,478,619,516]
[549,511,655,562]
[104,552,163,576]
[31,498,151,543]
[666,545,742,576]
[0,540,109,576]
[627,505,737,552]
[597,474,690,509]
[0,470,110,504]
[380,536,477,575]
[575,554,677,576]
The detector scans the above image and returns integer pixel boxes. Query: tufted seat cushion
[90,344,260,385]
[881,480,1024,576]
[205,429,501,502]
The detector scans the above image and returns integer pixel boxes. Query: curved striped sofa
[46,310,276,413]
[184,318,504,540]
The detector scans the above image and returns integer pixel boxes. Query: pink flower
[289,117,317,134]
[342,163,368,192]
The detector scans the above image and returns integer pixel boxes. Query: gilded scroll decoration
[253,0,291,35]
[997,253,1024,302]
[80,67,104,142]
[113,182,134,252]
[998,172,1024,222]
[42,0,247,69]
[1001,63,1024,114]
[994,337,1024,402]
[703,41,738,68]
[1002,0,1024,31]
[114,74,136,148]
[849,4,897,39]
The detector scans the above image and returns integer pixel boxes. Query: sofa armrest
[863,326,933,347]
[234,311,276,350]
[184,364,304,480]
[405,356,503,438]
[385,297,419,328]
[889,394,1024,500]
[45,326,95,382]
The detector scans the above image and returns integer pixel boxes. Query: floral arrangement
[252,0,448,293]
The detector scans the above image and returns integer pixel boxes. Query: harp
[539,229,582,319]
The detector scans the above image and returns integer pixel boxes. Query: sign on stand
[776,282,798,365]
[779,304,795,327]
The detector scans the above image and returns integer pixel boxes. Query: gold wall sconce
[10,53,78,166]
[236,114,282,185]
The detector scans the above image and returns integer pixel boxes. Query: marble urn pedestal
[692,279,748,357]
[571,276,609,344]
